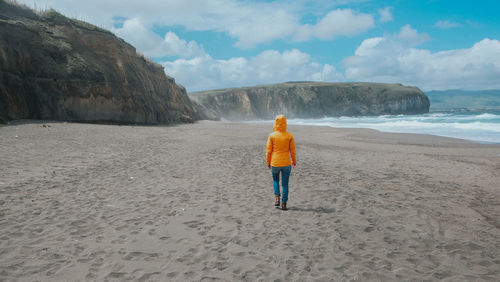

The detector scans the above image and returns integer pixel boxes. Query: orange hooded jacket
[266,115,296,167]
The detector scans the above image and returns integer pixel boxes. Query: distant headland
[189,81,430,121]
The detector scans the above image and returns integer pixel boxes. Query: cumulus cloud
[295,9,374,41]
[112,18,204,58]
[378,7,392,22]
[397,24,430,46]
[162,49,343,92]
[226,8,298,48]
[17,0,376,48]
[435,20,461,29]
[344,26,500,90]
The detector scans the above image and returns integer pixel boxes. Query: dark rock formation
[190,82,430,120]
[0,0,196,124]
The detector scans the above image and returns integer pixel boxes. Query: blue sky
[18,0,500,92]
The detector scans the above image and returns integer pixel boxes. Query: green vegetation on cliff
[190,82,430,120]
[0,0,196,124]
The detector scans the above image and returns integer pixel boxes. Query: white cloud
[378,7,392,22]
[161,31,205,58]
[162,49,343,92]
[16,0,376,48]
[112,18,204,58]
[226,8,298,48]
[295,9,374,41]
[344,26,500,90]
[397,24,430,47]
[435,20,461,29]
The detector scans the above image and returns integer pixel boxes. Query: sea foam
[286,111,500,143]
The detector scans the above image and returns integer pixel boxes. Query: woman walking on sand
[266,114,296,211]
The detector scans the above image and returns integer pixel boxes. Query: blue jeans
[271,165,292,203]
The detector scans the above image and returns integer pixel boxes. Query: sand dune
[0,121,499,281]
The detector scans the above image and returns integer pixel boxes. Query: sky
[17,0,500,92]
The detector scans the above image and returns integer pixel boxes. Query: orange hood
[273,114,287,132]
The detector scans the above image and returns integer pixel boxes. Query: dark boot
[281,203,287,211]
[275,195,280,207]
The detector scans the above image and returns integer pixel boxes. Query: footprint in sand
[123,251,160,261]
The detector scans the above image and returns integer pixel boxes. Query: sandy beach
[0,120,499,281]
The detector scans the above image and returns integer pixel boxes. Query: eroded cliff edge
[0,1,196,124]
[190,82,430,120]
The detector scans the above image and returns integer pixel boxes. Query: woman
[266,114,296,210]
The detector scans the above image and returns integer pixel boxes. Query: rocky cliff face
[0,0,196,124]
[190,82,430,120]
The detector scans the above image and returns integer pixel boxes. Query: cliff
[189,82,430,120]
[0,0,196,124]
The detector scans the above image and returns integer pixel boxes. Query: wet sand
[0,120,499,281]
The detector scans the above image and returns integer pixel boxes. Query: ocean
[284,110,500,144]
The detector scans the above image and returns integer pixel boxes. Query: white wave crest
[287,112,500,143]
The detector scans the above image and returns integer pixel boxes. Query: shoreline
[239,120,500,146]
[1,120,499,280]
[241,110,500,145]
[4,114,499,145]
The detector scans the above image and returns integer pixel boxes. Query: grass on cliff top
[189,82,419,97]
[4,0,161,71]
[1,0,38,19]
[3,0,112,35]
[38,9,113,35]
